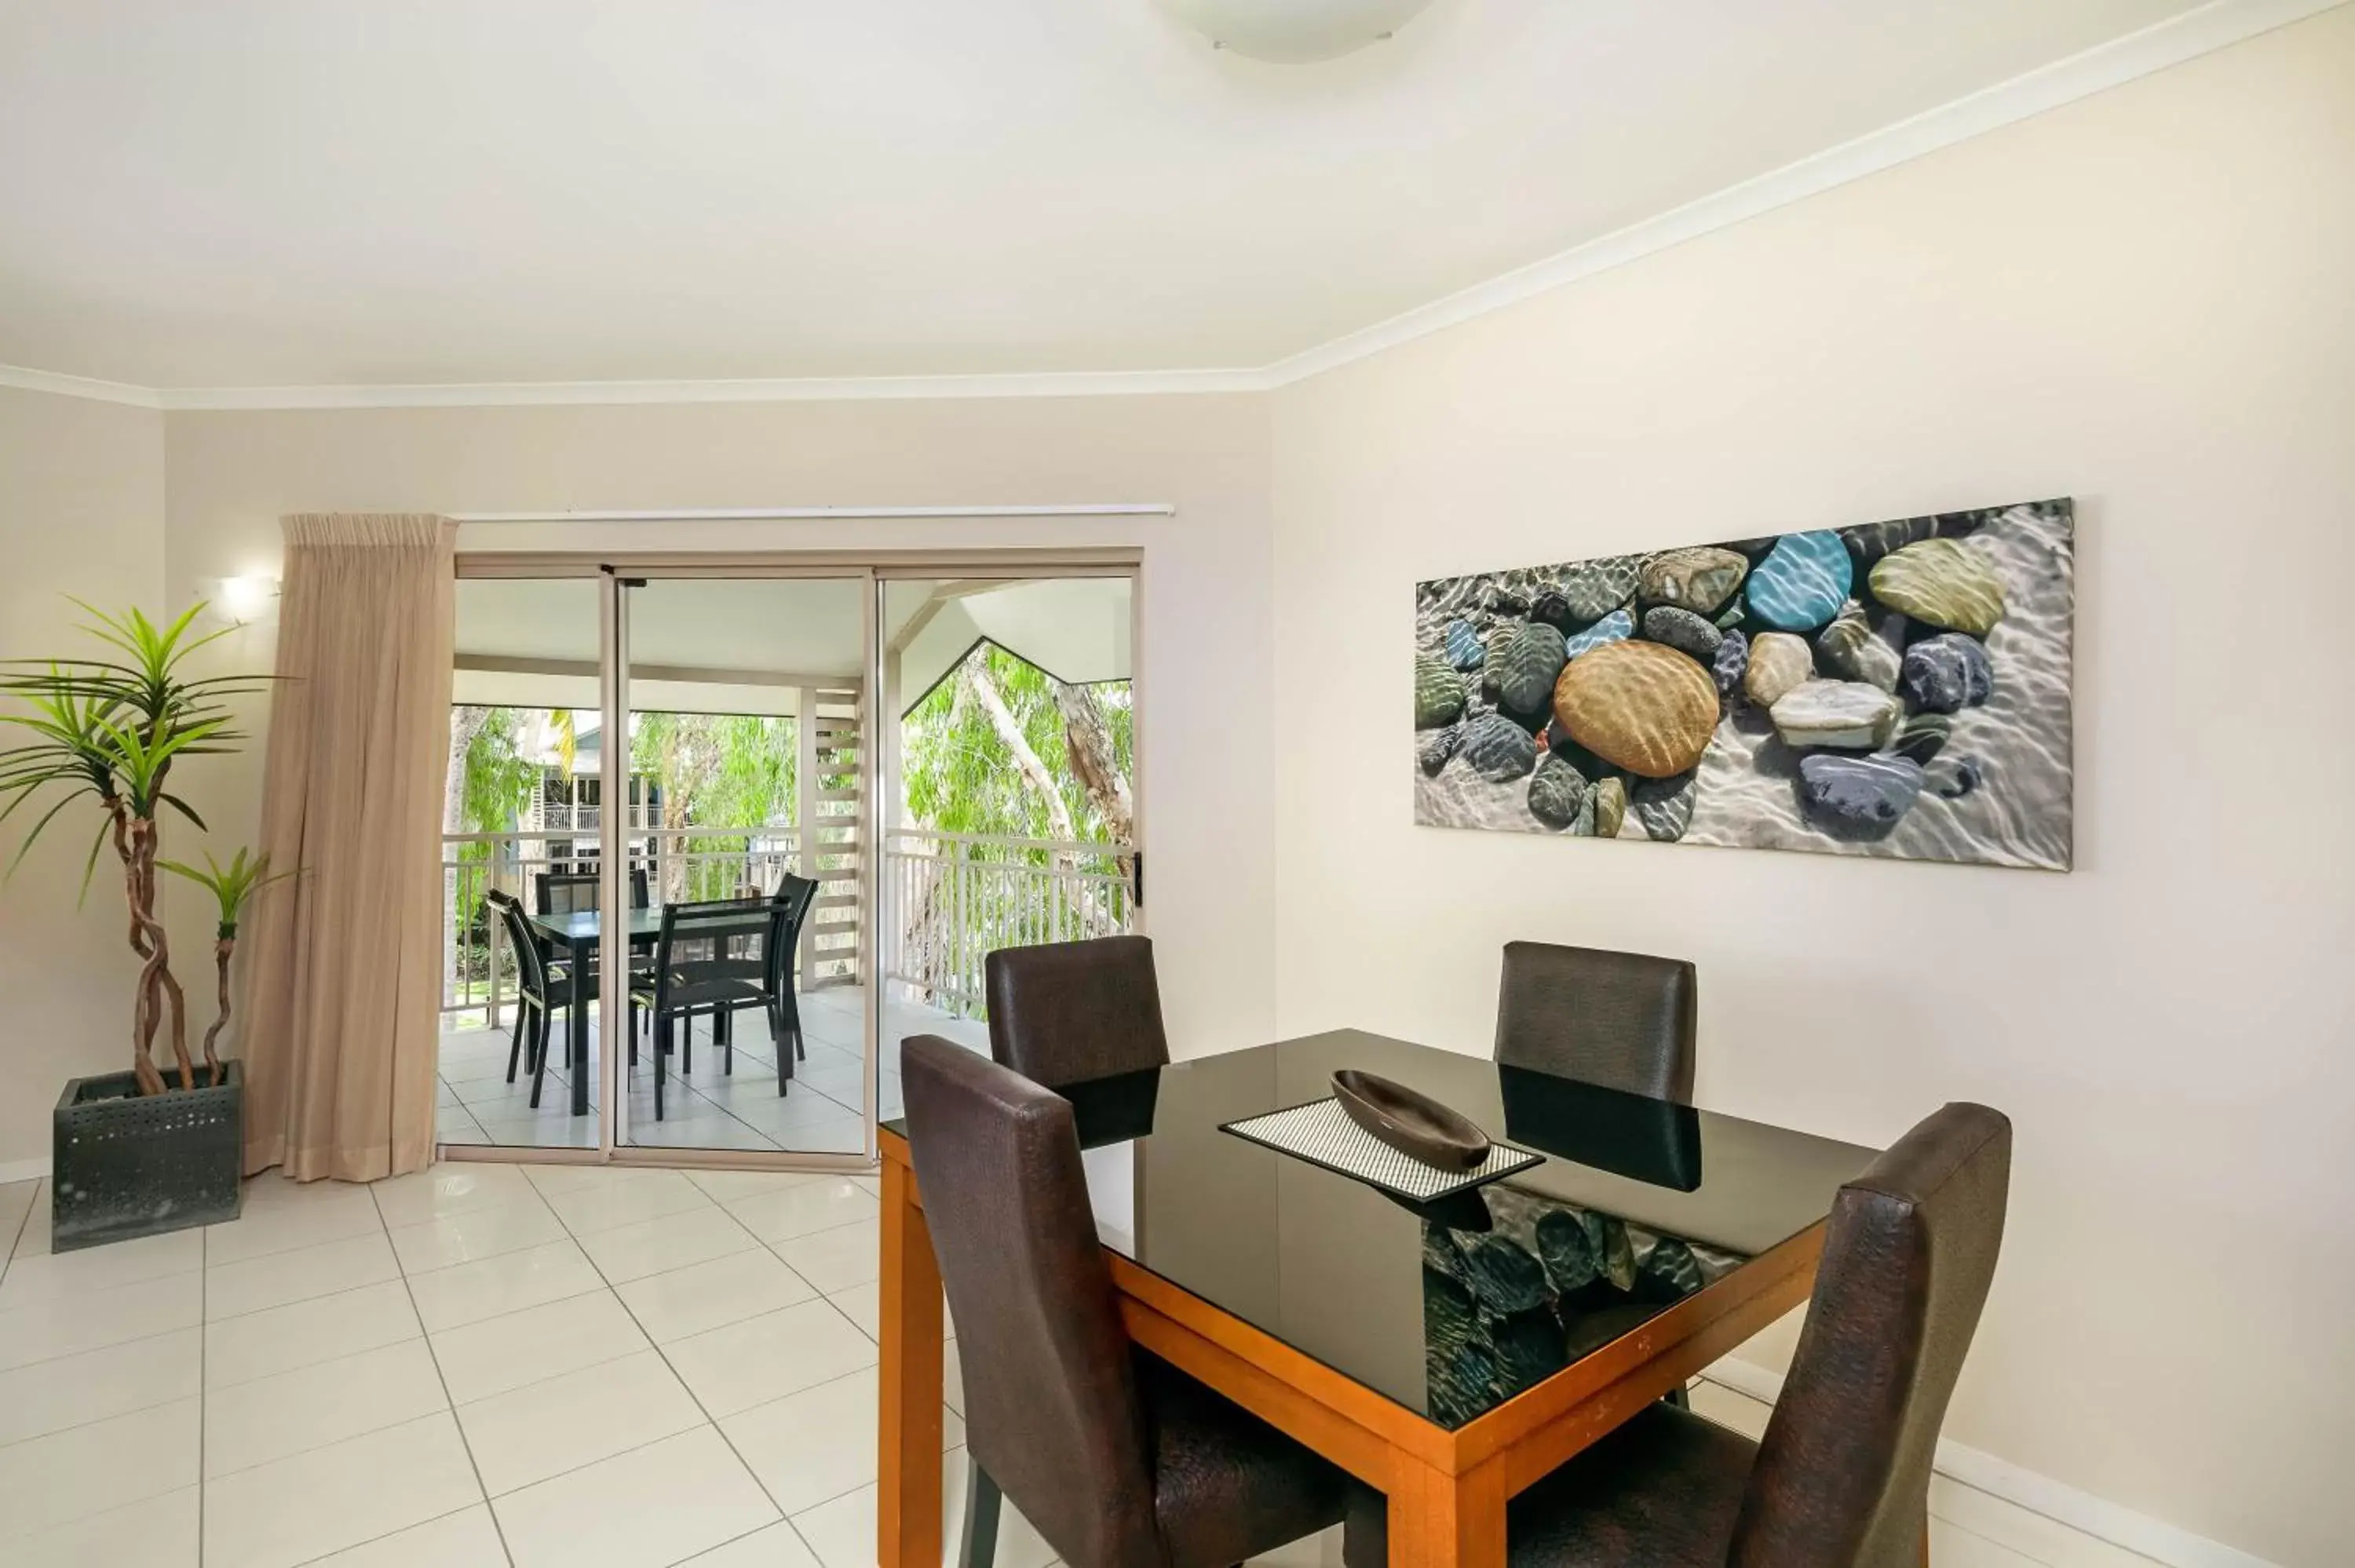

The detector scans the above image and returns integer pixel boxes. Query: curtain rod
[447,504,1176,523]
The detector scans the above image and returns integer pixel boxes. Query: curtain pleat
[240,513,455,1181]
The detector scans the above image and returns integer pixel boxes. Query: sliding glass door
[438,552,1139,1170]
[871,570,1140,1120]
[436,573,608,1152]
[611,572,875,1161]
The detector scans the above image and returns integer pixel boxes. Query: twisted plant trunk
[122,817,191,1096]
[202,932,235,1087]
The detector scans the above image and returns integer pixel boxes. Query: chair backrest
[984,935,1169,1088]
[900,1036,1160,1568]
[491,892,553,1003]
[630,863,650,909]
[1493,941,1697,1102]
[1729,1103,2012,1568]
[538,872,601,917]
[765,874,820,993]
[652,896,777,1005]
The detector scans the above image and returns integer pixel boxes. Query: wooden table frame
[878,1127,1824,1568]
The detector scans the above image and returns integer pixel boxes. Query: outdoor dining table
[876,1027,1879,1568]
[520,905,666,1117]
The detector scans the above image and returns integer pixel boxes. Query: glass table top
[892,1027,1877,1428]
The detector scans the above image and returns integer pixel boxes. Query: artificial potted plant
[1,602,279,1250]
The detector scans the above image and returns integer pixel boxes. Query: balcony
[437,826,1136,1152]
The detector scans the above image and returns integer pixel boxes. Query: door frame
[440,546,1145,1172]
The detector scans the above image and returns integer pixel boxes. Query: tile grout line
[596,1192,812,1539]
[199,1215,208,1568]
[0,1323,209,1454]
[279,1501,488,1568]
[443,1011,874,1155]
[4,1162,877,1563]
[0,1178,39,1288]
[371,1177,521,1568]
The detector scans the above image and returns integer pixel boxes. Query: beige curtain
[241,514,456,1181]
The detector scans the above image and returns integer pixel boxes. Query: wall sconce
[216,574,280,625]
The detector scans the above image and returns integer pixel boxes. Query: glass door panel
[874,574,1139,1118]
[612,574,876,1158]
[438,574,607,1152]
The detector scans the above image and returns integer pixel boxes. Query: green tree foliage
[633,710,797,900]
[458,709,542,836]
[902,644,1132,844]
[447,708,542,932]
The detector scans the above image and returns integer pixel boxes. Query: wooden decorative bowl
[1333,1070,1492,1172]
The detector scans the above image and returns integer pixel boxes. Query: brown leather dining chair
[1345,1100,2011,1568]
[901,1034,1349,1568]
[1494,941,1697,1102]
[983,933,1170,1086]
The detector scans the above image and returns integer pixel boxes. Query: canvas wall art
[1413,498,2073,871]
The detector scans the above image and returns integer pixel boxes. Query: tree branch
[1052,684,1133,845]
[967,665,1076,842]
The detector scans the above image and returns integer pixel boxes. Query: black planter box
[53,1061,243,1252]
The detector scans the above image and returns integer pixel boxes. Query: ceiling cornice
[0,363,162,409]
[1258,0,2350,386]
[1,0,2338,415]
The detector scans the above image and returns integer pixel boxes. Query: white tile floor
[435,987,987,1156]
[0,1170,2163,1568]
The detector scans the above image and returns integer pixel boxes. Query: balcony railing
[880,828,1137,1021]
[442,825,1137,1027]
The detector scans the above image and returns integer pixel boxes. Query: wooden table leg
[880,1155,945,1568]
[1387,1455,1506,1568]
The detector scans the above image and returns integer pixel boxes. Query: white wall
[4,12,2346,1561]
[1269,13,2353,1566]
[157,393,1279,1067]
[0,388,166,1172]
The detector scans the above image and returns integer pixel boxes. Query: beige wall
[3,11,2347,1559]
[158,393,1279,1072]
[0,388,167,1169]
[1269,13,2353,1565]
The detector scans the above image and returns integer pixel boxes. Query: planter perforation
[52,1062,243,1251]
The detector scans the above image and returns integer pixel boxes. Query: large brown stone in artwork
[1551,640,1719,779]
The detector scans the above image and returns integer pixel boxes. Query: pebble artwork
[1411,500,2074,870]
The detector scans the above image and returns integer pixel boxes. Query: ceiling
[0,0,2214,391]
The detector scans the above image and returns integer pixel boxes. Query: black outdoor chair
[761,873,820,1080]
[484,888,536,1079]
[655,876,816,1081]
[535,866,650,917]
[632,896,789,1120]
[532,866,654,999]
[492,892,593,1109]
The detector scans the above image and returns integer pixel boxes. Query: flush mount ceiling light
[1152,0,1437,63]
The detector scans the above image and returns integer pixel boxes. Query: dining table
[876,1027,1879,1568]
[520,905,666,1117]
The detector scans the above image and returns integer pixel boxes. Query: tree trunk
[968,665,1076,841]
[443,706,491,1002]
[966,665,1126,937]
[1052,684,1134,845]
